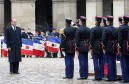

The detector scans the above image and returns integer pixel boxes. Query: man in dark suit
[5,19,22,74]
[61,18,76,79]
[118,15,129,83]
[90,16,104,80]
[75,16,90,80]
[102,16,118,81]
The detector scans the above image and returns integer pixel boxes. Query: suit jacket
[5,26,22,62]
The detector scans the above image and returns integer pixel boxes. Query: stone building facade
[0,0,129,33]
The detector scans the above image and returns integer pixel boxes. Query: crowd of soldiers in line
[60,15,129,83]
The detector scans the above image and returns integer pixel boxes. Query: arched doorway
[4,0,11,28]
[77,0,86,19]
[103,0,113,16]
[35,0,52,33]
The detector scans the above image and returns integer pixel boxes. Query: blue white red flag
[21,38,33,56]
[46,36,61,53]
[33,38,44,57]
[1,37,8,57]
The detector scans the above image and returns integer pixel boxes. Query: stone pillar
[86,0,103,28]
[113,0,129,27]
[10,0,36,33]
[52,0,77,30]
[0,0,4,33]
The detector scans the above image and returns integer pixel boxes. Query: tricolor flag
[46,36,61,53]
[33,38,44,57]
[21,38,33,56]
[2,37,8,57]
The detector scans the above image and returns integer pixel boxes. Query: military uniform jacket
[118,24,129,55]
[90,25,103,54]
[61,26,76,54]
[5,26,22,62]
[102,25,118,54]
[76,25,90,52]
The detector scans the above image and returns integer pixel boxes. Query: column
[86,0,103,28]
[10,0,36,33]
[0,0,4,33]
[52,0,77,30]
[113,0,129,27]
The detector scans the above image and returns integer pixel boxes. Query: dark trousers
[65,53,75,78]
[45,48,51,58]
[10,62,19,73]
[106,53,116,81]
[52,53,57,58]
[78,52,88,78]
[120,55,129,81]
[93,54,104,79]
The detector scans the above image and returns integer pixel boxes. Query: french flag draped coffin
[1,38,8,57]
[21,38,33,56]
[46,36,61,53]
[33,38,44,57]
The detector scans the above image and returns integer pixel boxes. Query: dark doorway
[77,0,86,19]
[103,0,113,16]
[35,0,52,33]
[4,0,11,28]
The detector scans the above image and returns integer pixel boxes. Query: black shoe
[63,77,68,79]
[10,72,14,74]
[14,72,20,74]
[119,80,129,83]
[68,77,73,79]
[77,77,87,80]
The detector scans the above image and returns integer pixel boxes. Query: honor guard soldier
[62,18,76,79]
[75,16,90,80]
[90,16,104,80]
[102,16,118,81]
[118,15,129,83]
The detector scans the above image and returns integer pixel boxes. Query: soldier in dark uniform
[90,16,104,80]
[118,15,129,83]
[5,19,22,74]
[75,16,90,80]
[102,16,118,81]
[62,18,76,79]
